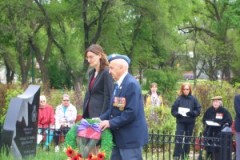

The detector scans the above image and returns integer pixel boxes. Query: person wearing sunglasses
[171,83,201,160]
[54,94,77,152]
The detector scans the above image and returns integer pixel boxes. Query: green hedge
[0,84,23,124]
[144,106,176,134]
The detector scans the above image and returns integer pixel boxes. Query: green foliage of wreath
[65,119,113,160]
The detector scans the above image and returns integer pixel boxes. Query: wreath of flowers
[65,119,113,160]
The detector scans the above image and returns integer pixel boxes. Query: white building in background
[0,66,18,84]
[0,67,6,83]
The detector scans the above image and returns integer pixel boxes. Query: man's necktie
[113,83,119,96]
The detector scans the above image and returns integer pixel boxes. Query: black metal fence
[144,130,234,160]
[0,123,234,160]
[0,123,2,149]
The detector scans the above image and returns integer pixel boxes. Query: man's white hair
[63,94,70,100]
[40,95,47,102]
[219,100,223,106]
[115,58,129,70]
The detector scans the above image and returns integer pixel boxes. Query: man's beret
[108,53,131,65]
[211,96,222,100]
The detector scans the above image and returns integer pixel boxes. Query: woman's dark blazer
[82,67,113,118]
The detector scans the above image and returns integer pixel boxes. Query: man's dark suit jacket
[234,94,240,132]
[83,67,113,118]
[100,73,148,149]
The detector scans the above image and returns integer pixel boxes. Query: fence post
[220,126,232,160]
[0,123,2,150]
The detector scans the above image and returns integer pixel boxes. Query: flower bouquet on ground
[66,146,105,160]
[65,118,113,160]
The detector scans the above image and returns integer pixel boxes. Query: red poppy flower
[87,153,93,160]
[66,146,75,157]
[77,153,82,158]
[71,155,82,160]
[97,152,105,160]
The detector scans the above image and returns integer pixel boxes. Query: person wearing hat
[202,96,232,160]
[99,54,148,160]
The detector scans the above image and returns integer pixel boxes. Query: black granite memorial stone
[0,85,40,159]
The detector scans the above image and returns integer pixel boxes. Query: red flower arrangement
[66,146,106,160]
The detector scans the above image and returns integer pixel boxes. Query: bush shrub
[144,106,175,134]
[0,84,23,124]
[193,80,238,134]
[143,69,180,106]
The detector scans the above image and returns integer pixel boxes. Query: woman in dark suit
[82,44,113,118]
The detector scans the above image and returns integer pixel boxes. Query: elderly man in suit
[99,54,148,160]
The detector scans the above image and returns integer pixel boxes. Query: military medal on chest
[113,97,126,111]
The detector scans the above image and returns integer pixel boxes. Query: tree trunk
[28,37,51,94]
[17,43,31,86]
[4,59,15,84]
[222,66,231,82]
[73,76,84,110]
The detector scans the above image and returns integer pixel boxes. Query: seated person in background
[203,96,232,160]
[54,94,77,152]
[38,95,55,150]
[145,82,163,108]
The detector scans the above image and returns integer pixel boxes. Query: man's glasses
[63,100,69,102]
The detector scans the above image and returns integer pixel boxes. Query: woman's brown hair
[150,82,158,88]
[179,83,192,95]
[84,44,109,71]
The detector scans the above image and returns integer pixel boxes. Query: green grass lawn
[0,152,66,160]
[0,148,66,160]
